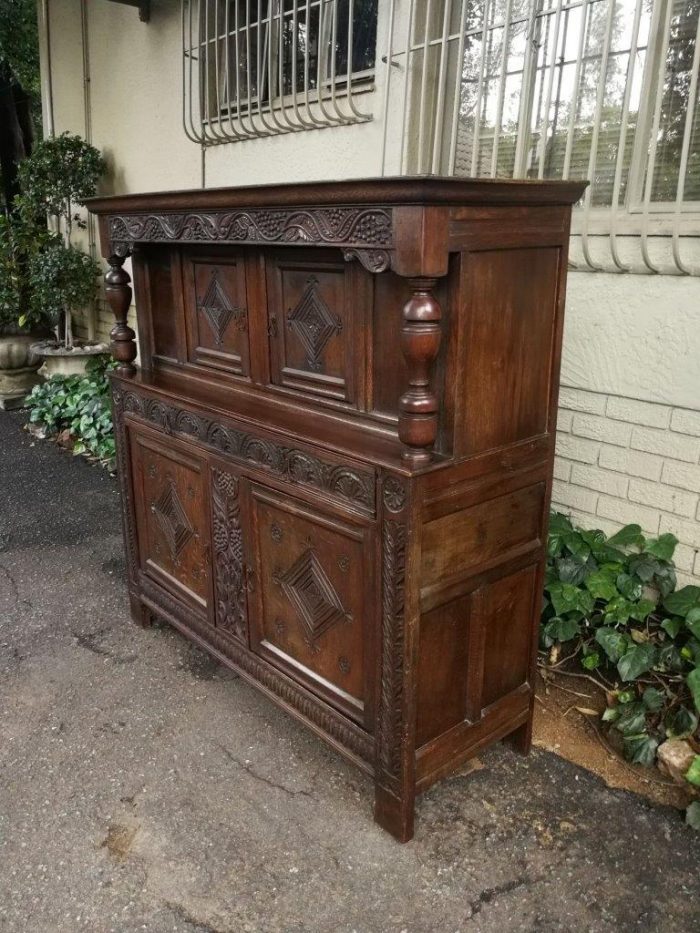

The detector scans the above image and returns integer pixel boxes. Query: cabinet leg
[374,783,415,843]
[504,718,532,756]
[129,593,152,628]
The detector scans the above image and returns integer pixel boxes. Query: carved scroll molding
[376,474,409,784]
[107,207,393,256]
[119,389,376,513]
[378,515,407,781]
[139,574,373,763]
[212,468,247,643]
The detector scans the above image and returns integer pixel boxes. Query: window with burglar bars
[387,0,700,271]
[182,0,378,142]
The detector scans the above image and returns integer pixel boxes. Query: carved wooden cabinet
[88,177,585,842]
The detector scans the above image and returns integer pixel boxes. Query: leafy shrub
[25,356,116,464]
[542,513,700,789]
[27,236,100,331]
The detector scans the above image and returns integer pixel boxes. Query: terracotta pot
[0,334,42,410]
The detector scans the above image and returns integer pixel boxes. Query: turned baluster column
[398,278,442,465]
[105,253,137,375]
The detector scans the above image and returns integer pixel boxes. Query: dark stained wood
[90,175,586,843]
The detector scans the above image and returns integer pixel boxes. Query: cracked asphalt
[1,411,699,933]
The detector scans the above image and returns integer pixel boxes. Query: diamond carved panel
[151,479,194,560]
[279,548,350,647]
[197,268,246,346]
[286,276,342,372]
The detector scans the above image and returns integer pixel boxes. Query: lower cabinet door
[130,426,212,615]
[248,482,376,728]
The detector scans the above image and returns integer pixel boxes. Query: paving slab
[1,411,699,933]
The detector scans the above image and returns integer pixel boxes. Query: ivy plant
[542,513,700,823]
[25,356,116,464]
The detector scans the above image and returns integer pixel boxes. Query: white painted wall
[39,0,700,582]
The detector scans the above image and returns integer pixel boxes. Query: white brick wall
[554,387,700,586]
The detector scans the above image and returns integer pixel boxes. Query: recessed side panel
[143,246,183,363]
[421,483,544,597]
[183,251,250,375]
[457,247,561,455]
[416,595,470,747]
[476,565,538,710]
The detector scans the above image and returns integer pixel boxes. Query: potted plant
[18,132,108,377]
[0,211,50,408]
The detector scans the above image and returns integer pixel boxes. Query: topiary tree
[17,133,105,348]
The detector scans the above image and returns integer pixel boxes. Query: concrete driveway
[1,411,698,933]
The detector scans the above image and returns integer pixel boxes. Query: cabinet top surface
[87,175,587,215]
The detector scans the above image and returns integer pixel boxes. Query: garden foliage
[542,512,700,802]
[25,357,116,464]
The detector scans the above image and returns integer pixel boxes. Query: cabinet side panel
[416,595,469,747]
[146,247,182,363]
[457,247,561,455]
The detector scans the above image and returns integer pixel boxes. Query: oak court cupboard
[87,176,586,842]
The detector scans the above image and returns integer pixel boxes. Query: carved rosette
[211,468,247,643]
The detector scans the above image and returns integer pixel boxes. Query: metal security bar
[382,0,700,274]
[182,0,378,142]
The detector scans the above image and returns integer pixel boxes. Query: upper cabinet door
[266,248,368,407]
[183,250,251,376]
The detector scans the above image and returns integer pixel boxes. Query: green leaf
[665,706,699,739]
[687,667,700,714]
[585,568,618,601]
[556,556,589,586]
[685,756,700,787]
[547,513,573,557]
[606,524,644,551]
[617,573,642,601]
[658,643,684,672]
[629,598,656,623]
[595,627,629,663]
[544,616,581,644]
[644,533,678,561]
[617,689,636,704]
[563,531,591,561]
[661,616,683,638]
[623,733,658,766]
[547,581,594,617]
[685,607,700,640]
[663,585,700,619]
[602,706,620,722]
[582,651,601,670]
[617,643,657,682]
[642,687,664,712]
[616,703,647,736]
[686,801,700,830]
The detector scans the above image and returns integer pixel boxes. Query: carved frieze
[107,207,393,258]
[118,389,376,512]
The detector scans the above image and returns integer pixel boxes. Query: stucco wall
[39,0,700,583]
